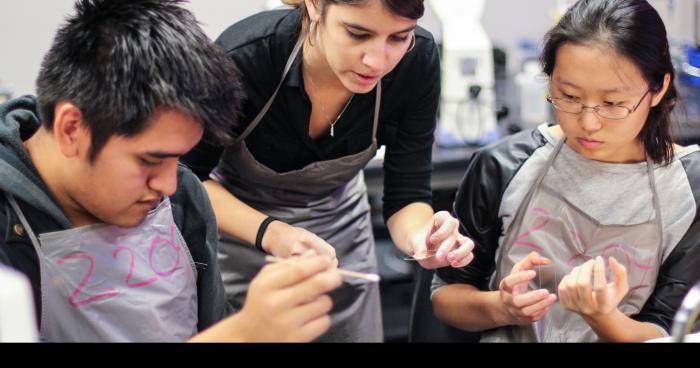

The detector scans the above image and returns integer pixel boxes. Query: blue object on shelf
[683,46,700,87]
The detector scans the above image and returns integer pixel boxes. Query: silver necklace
[305,67,354,137]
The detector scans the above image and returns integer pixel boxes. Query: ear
[52,102,90,159]
[304,0,322,23]
[650,73,671,107]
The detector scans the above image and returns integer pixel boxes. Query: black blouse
[182,8,441,221]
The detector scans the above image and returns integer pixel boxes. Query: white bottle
[0,265,38,342]
[515,60,550,129]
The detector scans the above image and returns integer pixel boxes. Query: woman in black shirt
[182,0,474,342]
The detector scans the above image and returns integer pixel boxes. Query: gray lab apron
[8,196,199,342]
[483,139,663,342]
[211,34,383,342]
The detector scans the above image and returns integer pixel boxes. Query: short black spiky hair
[36,0,243,161]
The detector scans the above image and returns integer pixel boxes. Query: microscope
[428,0,498,146]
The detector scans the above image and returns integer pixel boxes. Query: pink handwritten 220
[57,225,182,308]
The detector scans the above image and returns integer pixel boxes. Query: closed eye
[140,157,162,167]
[391,34,410,42]
[347,30,370,40]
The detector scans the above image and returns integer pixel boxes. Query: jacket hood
[0,96,71,228]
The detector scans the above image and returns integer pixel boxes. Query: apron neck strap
[237,33,307,142]
[500,138,566,250]
[646,156,664,259]
[7,195,42,252]
[372,81,382,140]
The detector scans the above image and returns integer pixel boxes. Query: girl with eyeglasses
[431,0,700,342]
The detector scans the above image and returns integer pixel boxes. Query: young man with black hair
[0,0,341,342]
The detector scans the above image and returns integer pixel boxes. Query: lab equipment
[696,0,700,48]
[680,1,700,86]
[403,249,438,262]
[662,0,699,84]
[0,265,38,342]
[671,281,700,342]
[515,54,550,129]
[429,0,497,145]
[265,256,381,283]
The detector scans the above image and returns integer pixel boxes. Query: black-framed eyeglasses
[546,89,651,120]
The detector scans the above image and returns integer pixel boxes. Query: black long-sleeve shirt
[436,126,700,339]
[181,8,440,221]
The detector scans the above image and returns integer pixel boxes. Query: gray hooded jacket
[0,96,231,338]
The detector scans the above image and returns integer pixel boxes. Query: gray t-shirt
[432,124,699,339]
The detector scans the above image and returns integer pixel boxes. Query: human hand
[558,256,628,319]
[235,255,343,342]
[409,211,474,269]
[262,220,338,267]
[498,252,557,326]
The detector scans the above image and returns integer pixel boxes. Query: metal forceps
[403,249,438,262]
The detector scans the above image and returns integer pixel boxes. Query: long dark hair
[540,0,678,165]
[283,0,424,30]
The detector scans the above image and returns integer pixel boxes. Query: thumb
[608,257,628,298]
[305,235,337,262]
[513,251,551,273]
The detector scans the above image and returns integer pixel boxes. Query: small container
[515,60,550,129]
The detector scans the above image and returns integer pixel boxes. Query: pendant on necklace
[330,125,335,137]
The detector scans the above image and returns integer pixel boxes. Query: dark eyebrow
[554,78,582,90]
[554,77,627,94]
[599,87,626,94]
[144,151,183,159]
[343,22,416,35]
